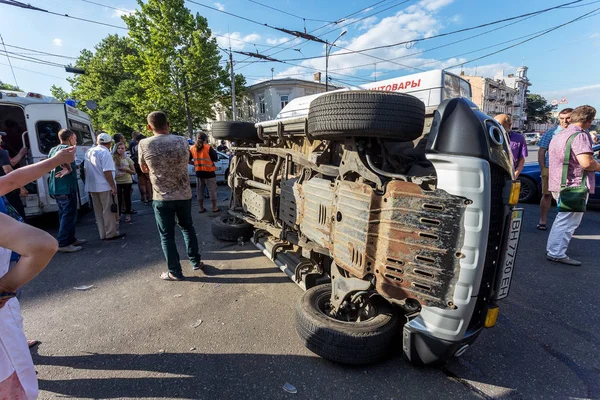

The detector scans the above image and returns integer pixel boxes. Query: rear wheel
[518,176,538,203]
[307,91,425,140]
[295,284,401,365]
[211,215,254,242]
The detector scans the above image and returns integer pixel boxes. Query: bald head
[494,114,512,132]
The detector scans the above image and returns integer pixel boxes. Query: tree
[0,81,21,91]
[50,85,70,102]
[525,94,553,127]
[54,35,143,135]
[123,0,227,136]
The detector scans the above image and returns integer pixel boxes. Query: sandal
[536,223,547,231]
[125,217,132,223]
[212,208,220,213]
[27,339,40,348]
[198,209,207,214]
[160,272,185,281]
[193,261,205,271]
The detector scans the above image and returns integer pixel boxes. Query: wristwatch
[0,291,17,303]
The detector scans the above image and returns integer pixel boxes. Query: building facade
[495,67,531,130]
[212,78,339,123]
[462,66,532,130]
[462,75,517,119]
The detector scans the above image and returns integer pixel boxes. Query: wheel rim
[519,180,532,201]
[314,290,379,324]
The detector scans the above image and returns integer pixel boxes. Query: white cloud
[214,32,261,51]
[52,38,63,47]
[266,37,289,45]
[274,0,457,84]
[590,33,600,39]
[540,84,600,110]
[358,16,378,31]
[419,0,454,12]
[214,2,225,11]
[542,84,600,97]
[112,8,135,18]
[362,7,373,13]
[447,63,515,78]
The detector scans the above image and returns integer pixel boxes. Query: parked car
[518,144,600,203]
[524,132,539,145]
[188,149,230,184]
[209,86,523,367]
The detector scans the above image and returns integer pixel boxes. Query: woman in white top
[0,146,75,399]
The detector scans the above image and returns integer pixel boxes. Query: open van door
[65,106,95,209]
[23,103,68,215]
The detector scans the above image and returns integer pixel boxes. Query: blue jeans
[56,193,78,247]
[152,199,201,278]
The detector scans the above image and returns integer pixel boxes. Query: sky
[1,0,599,111]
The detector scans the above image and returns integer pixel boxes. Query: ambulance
[0,90,96,217]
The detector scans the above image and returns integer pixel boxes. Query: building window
[280,95,289,109]
[258,95,266,114]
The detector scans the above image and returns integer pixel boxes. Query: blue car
[518,144,600,203]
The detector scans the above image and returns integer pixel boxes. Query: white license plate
[495,209,523,300]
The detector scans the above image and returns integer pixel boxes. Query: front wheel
[518,176,538,203]
[295,284,401,365]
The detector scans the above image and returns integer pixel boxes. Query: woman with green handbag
[546,105,598,266]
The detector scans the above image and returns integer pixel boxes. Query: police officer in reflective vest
[190,132,219,213]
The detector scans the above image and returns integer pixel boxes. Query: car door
[215,151,229,182]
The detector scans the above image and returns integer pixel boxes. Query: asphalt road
[21,185,600,400]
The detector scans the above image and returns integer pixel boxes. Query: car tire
[212,121,259,141]
[307,91,425,140]
[518,176,538,203]
[295,284,401,365]
[211,215,254,242]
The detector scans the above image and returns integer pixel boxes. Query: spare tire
[211,215,254,242]
[308,91,425,140]
[212,121,259,141]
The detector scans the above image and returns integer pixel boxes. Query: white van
[0,90,96,217]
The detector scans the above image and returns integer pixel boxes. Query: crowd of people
[496,105,598,266]
[0,110,221,398]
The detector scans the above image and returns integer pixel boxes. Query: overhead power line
[247,0,335,23]
[3,44,78,60]
[0,61,66,80]
[277,0,589,62]
[0,0,128,29]
[442,7,600,71]
[0,31,18,87]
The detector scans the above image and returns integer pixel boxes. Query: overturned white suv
[211,90,523,366]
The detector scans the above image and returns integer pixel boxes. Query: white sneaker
[73,239,87,246]
[58,245,82,253]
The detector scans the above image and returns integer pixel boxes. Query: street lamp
[325,30,346,92]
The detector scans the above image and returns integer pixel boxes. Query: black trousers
[117,183,132,214]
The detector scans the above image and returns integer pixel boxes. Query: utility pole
[325,30,346,92]
[229,50,237,121]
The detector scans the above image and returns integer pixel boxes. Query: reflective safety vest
[190,144,216,172]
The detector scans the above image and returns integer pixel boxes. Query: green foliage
[0,81,21,91]
[50,0,246,136]
[526,94,553,126]
[50,85,70,102]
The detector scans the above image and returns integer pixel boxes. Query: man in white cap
[84,133,125,240]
